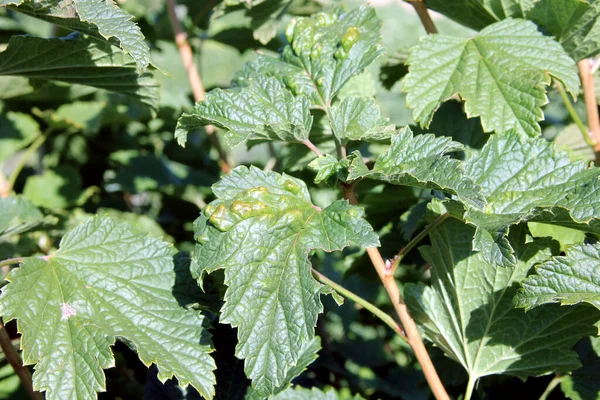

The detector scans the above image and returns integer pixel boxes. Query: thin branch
[341,183,450,400]
[538,374,564,400]
[387,212,449,277]
[0,319,41,400]
[578,59,600,162]
[7,128,53,193]
[311,268,407,341]
[406,0,438,35]
[0,258,24,269]
[303,139,324,157]
[166,0,231,174]
[556,82,595,147]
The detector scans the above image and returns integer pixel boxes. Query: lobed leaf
[347,127,485,209]
[515,243,600,310]
[462,131,600,266]
[178,5,385,147]
[0,217,216,400]
[329,97,394,143]
[403,18,579,137]
[282,5,385,105]
[423,0,600,61]
[2,0,150,70]
[0,35,159,112]
[176,75,312,148]
[192,166,379,396]
[308,154,347,184]
[404,219,600,383]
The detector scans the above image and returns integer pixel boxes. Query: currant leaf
[0,217,216,400]
[192,166,379,396]
[404,219,600,383]
[515,243,600,310]
[403,19,579,137]
[1,0,150,70]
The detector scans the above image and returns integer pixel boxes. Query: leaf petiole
[311,268,407,341]
[556,82,594,147]
[7,127,54,194]
[387,212,450,276]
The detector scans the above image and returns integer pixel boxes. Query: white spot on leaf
[61,303,76,320]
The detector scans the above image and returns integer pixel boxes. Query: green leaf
[560,336,600,400]
[554,123,596,164]
[0,35,159,112]
[192,166,379,396]
[462,131,600,266]
[233,55,321,106]
[404,219,600,383]
[308,154,347,184]
[528,222,585,252]
[23,166,85,210]
[213,0,292,45]
[403,19,579,137]
[0,217,216,399]
[528,0,600,60]
[515,243,600,311]
[232,5,384,107]
[0,196,43,240]
[2,0,150,70]
[329,97,394,143]
[410,101,489,160]
[269,386,365,400]
[35,101,106,134]
[347,127,485,209]
[283,5,385,105]
[272,337,321,394]
[0,111,40,163]
[422,0,510,31]
[176,75,312,148]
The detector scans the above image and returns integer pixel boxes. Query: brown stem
[0,320,41,400]
[406,0,438,34]
[341,183,450,400]
[166,0,231,174]
[579,59,600,162]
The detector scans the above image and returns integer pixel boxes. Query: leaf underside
[404,219,600,382]
[0,35,159,111]
[2,0,150,70]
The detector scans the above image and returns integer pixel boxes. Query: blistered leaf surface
[192,166,378,396]
[403,19,579,137]
[0,217,216,400]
